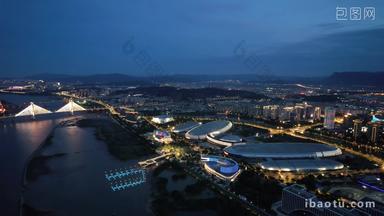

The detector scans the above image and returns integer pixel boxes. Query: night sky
[1,0,383,77]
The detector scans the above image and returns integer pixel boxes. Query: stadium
[172,121,201,133]
[206,134,245,147]
[201,155,241,181]
[259,159,344,172]
[153,130,173,144]
[151,115,174,124]
[223,143,342,159]
[185,120,232,140]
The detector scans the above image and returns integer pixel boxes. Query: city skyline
[1,1,384,216]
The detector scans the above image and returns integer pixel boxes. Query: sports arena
[201,155,241,181]
[206,134,245,147]
[185,120,232,140]
[153,130,173,144]
[151,115,174,124]
[259,159,344,172]
[223,143,342,159]
[172,121,201,133]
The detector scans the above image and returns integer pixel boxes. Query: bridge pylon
[15,102,52,117]
[56,99,86,114]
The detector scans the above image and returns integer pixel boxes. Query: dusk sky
[1,0,383,77]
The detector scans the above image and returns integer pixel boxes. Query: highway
[57,92,119,115]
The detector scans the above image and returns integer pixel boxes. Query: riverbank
[76,118,153,160]
[150,160,251,216]
[20,118,83,216]
[20,116,155,216]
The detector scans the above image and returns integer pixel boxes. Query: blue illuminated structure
[110,178,146,191]
[358,180,384,193]
[105,168,145,181]
[201,155,241,181]
[104,168,146,191]
[371,115,384,123]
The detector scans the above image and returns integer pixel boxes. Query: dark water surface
[1,93,218,216]
[0,93,67,215]
[22,123,153,216]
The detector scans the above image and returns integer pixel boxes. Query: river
[0,93,68,215]
[0,93,223,216]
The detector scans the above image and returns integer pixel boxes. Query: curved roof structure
[153,130,173,144]
[185,120,232,140]
[224,143,342,159]
[172,121,201,133]
[207,134,245,147]
[259,159,344,172]
[201,155,240,180]
[151,115,174,124]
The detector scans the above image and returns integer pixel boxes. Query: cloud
[259,26,384,76]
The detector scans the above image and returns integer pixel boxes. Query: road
[175,115,384,172]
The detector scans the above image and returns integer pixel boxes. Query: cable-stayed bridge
[15,102,52,117]
[13,99,87,118]
[56,99,86,114]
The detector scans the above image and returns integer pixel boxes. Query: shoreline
[18,118,81,216]
[19,128,55,216]
[18,115,152,215]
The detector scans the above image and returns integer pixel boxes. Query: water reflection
[23,124,153,216]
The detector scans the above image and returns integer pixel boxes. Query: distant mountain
[325,72,384,87]
[5,72,384,87]
[112,86,268,100]
[23,73,148,85]
[148,74,281,83]
[16,73,316,84]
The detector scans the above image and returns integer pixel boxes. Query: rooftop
[260,159,344,171]
[224,143,342,159]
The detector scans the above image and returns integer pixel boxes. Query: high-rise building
[324,107,336,129]
[353,119,362,141]
[280,184,382,216]
[305,106,315,123]
[279,106,293,122]
[294,105,304,122]
[369,123,379,144]
[314,107,321,121]
[262,105,279,120]
[281,184,318,215]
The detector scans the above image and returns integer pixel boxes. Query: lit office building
[353,119,362,140]
[324,107,336,129]
[262,105,279,120]
[314,107,321,121]
[279,184,381,216]
[369,123,379,144]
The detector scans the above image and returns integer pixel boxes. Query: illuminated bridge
[104,168,146,192]
[14,99,86,118]
[138,153,173,168]
[105,168,145,181]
